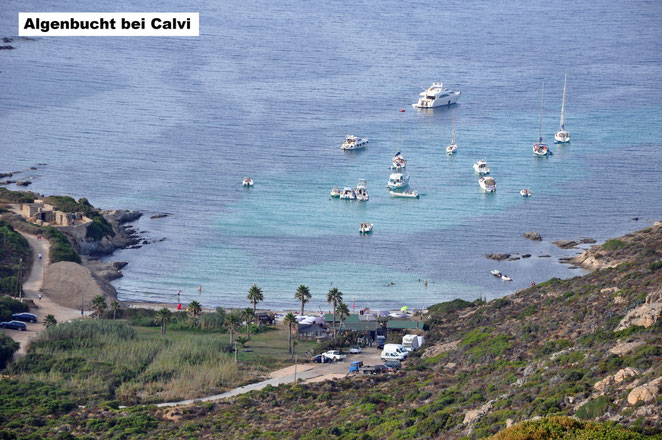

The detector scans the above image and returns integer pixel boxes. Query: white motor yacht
[390,152,407,170]
[491,269,502,278]
[354,179,369,201]
[242,177,254,187]
[446,111,458,155]
[341,135,368,150]
[479,176,496,192]
[387,172,409,189]
[389,190,419,198]
[339,187,356,200]
[413,82,461,108]
[555,73,571,143]
[330,186,341,198]
[533,82,551,157]
[473,160,490,174]
[359,223,374,234]
[520,188,532,197]
[502,275,512,282]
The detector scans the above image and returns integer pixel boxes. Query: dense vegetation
[0,188,35,204]
[0,221,31,295]
[0,333,19,369]
[0,225,660,439]
[42,226,81,264]
[0,295,29,322]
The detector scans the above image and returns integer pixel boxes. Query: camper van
[402,334,420,352]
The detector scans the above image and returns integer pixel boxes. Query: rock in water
[523,231,542,241]
[552,240,579,249]
[150,213,169,219]
[485,253,511,261]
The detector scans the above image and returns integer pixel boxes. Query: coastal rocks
[523,231,542,241]
[580,237,597,244]
[507,256,520,261]
[1,37,12,43]
[521,254,531,258]
[83,259,127,282]
[0,180,17,185]
[150,213,169,219]
[463,400,494,425]
[594,368,640,392]
[627,378,661,406]
[15,180,32,186]
[103,209,142,224]
[552,240,579,249]
[486,253,510,261]
[615,290,662,330]
[0,172,16,178]
[0,45,15,50]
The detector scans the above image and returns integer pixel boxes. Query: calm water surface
[1,0,661,310]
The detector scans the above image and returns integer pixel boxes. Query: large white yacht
[479,176,496,192]
[387,172,410,190]
[341,135,368,150]
[339,187,356,200]
[413,82,461,109]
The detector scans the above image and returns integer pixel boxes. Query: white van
[381,350,407,361]
[383,343,408,358]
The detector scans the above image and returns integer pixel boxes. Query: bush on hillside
[0,333,19,369]
[0,188,36,203]
[42,227,81,264]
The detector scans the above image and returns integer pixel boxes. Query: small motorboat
[387,172,410,190]
[389,190,419,198]
[359,223,374,234]
[339,187,356,200]
[242,177,254,187]
[491,269,502,278]
[473,160,490,174]
[479,176,496,192]
[502,275,512,282]
[520,188,532,197]
[330,187,341,198]
[341,135,368,150]
[390,152,407,170]
[354,179,369,202]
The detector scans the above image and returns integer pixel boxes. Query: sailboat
[446,111,457,155]
[555,73,571,143]
[533,82,550,157]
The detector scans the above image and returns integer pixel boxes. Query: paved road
[154,346,384,408]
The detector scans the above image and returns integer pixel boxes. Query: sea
[1,0,661,311]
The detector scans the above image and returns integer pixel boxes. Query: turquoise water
[1,0,661,310]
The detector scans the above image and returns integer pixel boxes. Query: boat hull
[554,131,570,143]
[413,92,461,108]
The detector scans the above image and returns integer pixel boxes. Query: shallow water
[1,0,661,310]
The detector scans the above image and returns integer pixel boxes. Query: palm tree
[154,308,172,336]
[283,312,297,355]
[294,285,311,316]
[91,295,107,319]
[110,300,120,320]
[337,302,350,335]
[242,307,255,340]
[225,312,242,349]
[187,300,202,326]
[327,288,343,339]
[44,314,57,328]
[247,284,264,316]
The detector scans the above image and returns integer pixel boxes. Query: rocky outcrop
[627,378,661,405]
[616,290,662,331]
[463,400,494,425]
[552,240,579,249]
[83,259,127,282]
[65,210,143,256]
[486,253,510,261]
[523,231,542,241]
[609,340,644,356]
[15,180,32,186]
[150,213,169,219]
[594,367,640,392]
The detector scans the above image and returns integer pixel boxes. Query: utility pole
[294,354,297,383]
[234,339,237,363]
[81,289,84,316]
[16,258,23,301]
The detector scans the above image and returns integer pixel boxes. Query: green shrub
[428,298,473,315]
[647,260,662,271]
[575,395,611,419]
[85,216,114,241]
[0,333,19,369]
[42,227,80,264]
[0,188,36,203]
[602,239,627,250]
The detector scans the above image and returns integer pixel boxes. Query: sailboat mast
[539,82,544,143]
[451,111,455,144]
[560,73,567,129]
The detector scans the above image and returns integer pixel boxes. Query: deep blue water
[1,0,661,311]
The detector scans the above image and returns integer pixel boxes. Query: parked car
[12,312,37,323]
[384,359,402,370]
[322,350,347,361]
[349,345,362,354]
[373,364,390,374]
[312,354,332,363]
[0,320,27,331]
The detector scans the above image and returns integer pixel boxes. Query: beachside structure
[20,200,90,227]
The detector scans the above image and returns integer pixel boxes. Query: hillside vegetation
[0,224,660,439]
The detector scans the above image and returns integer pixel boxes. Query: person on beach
[38,253,42,261]
[198,285,202,294]
[38,293,42,300]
